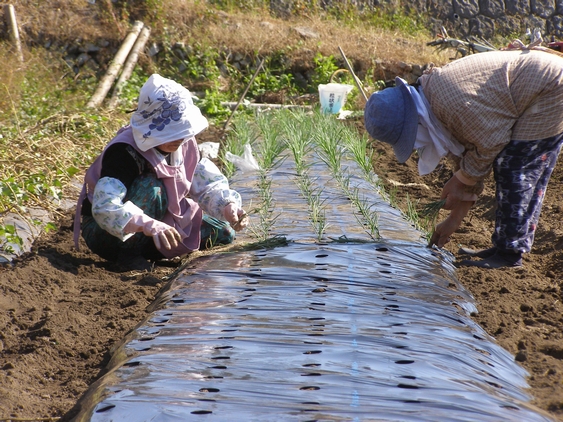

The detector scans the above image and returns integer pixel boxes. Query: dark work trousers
[492,133,563,254]
[82,173,167,261]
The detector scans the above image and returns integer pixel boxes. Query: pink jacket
[73,126,202,258]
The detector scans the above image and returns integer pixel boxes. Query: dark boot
[457,250,522,269]
[458,246,497,258]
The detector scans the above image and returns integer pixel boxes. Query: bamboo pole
[4,4,23,63]
[221,102,312,110]
[86,20,145,109]
[106,25,151,110]
[337,46,369,103]
[222,57,266,132]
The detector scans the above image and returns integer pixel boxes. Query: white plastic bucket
[318,83,354,114]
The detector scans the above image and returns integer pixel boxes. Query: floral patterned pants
[82,174,235,262]
[492,133,563,254]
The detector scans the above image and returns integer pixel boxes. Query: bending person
[74,74,248,271]
[364,48,563,269]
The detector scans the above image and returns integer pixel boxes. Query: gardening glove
[441,172,478,211]
[126,214,182,251]
[223,203,249,231]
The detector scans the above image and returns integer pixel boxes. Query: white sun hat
[130,74,208,152]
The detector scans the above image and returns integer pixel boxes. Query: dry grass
[160,1,447,68]
[0,112,123,215]
[4,0,452,63]
[0,40,125,216]
[6,0,110,41]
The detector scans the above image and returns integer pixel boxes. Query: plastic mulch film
[70,121,555,422]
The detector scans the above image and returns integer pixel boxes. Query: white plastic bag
[198,142,220,159]
[225,143,260,173]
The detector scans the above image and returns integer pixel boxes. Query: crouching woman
[73,74,248,271]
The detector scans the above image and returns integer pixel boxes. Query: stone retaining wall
[269,0,563,39]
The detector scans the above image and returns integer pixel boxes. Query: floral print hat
[130,74,208,152]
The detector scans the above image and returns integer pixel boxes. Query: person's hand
[441,174,478,210]
[429,216,461,248]
[125,214,182,250]
[223,203,249,231]
[428,200,474,248]
[142,219,182,250]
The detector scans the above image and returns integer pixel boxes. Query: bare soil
[372,141,563,420]
[0,126,562,421]
[1,2,563,421]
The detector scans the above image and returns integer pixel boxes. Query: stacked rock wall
[269,0,563,39]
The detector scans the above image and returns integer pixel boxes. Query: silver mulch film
[72,118,554,421]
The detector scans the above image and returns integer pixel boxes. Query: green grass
[245,170,280,241]
[255,111,287,170]
[279,109,314,175]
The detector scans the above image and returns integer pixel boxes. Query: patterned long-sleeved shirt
[419,49,563,182]
[85,142,241,241]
